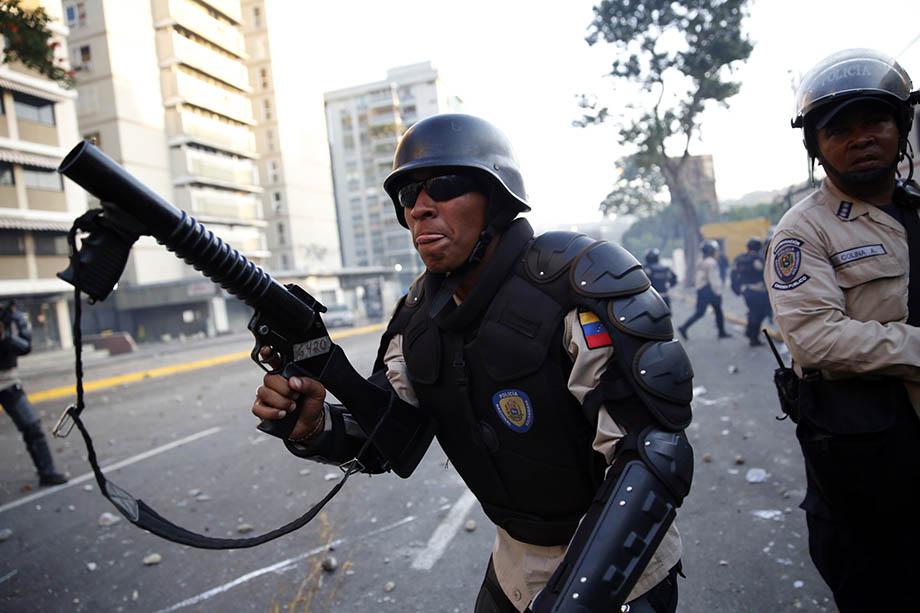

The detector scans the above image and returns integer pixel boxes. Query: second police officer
[767,49,920,611]
[253,114,693,612]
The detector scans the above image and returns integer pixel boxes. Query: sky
[284,0,920,230]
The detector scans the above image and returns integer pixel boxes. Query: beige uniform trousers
[383,307,681,611]
[766,178,920,418]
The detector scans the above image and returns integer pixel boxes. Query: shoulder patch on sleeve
[772,238,809,290]
[578,308,613,349]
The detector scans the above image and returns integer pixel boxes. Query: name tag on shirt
[830,244,887,268]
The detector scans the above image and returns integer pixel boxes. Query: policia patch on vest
[772,238,810,290]
[578,309,613,349]
[491,389,534,433]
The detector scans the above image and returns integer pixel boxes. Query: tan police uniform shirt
[766,178,920,418]
[696,256,722,295]
[383,309,682,610]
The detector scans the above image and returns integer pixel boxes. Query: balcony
[153,0,246,58]
[0,256,29,279]
[25,188,67,212]
[158,29,249,91]
[17,119,58,147]
[166,107,256,156]
[174,185,263,222]
[166,68,253,124]
[35,255,68,279]
[171,146,258,187]
[198,0,242,23]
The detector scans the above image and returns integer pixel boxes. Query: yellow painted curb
[27,323,386,405]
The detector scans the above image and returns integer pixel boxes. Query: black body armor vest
[374,220,693,546]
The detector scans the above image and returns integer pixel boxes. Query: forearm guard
[531,427,692,612]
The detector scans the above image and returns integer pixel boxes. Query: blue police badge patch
[772,238,809,290]
[491,389,534,433]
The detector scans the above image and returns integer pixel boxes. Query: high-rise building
[63,0,266,340]
[240,0,339,275]
[324,62,461,289]
[0,0,85,350]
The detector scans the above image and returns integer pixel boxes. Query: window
[268,160,280,183]
[64,2,85,27]
[265,129,275,152]
[262,98,272,121]
[259,68,269,90]
[34,232,69,256]
[272,190,283,212]
[13,93,55,126]
[276,221,285,245]
[22,166,63,191]
[0,90,5,115]
[76,44,92,71]
[0,230,25,255]
[252,6,262,27]
[0,163,13,186]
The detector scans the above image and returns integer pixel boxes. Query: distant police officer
[731,238,770,347]
[766,49,920,611]
[253,114,693,612]
[678,241,731,340]
[0,301,67,487]
[644,248,679,308]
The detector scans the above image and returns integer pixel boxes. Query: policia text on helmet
[792,48,920,199]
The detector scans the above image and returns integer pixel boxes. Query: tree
[0,0,74,88]
[578,0,752,282]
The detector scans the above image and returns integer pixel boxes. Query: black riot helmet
[746,237,763,253]
[645,248,660,265]
[792,49,918,159]
[701,240,718,257]
[383,114,530,230]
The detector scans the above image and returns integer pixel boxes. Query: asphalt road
[0,292,836,612]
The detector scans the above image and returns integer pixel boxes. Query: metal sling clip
[339,457,365,475]
[52,404,77,438]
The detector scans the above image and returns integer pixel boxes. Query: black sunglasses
[397,174,482,209]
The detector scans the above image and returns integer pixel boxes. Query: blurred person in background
[644,248,679,308]
[731,237,771,347]
[677,241,731,340]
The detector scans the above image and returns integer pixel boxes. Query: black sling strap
[896,190,920,326]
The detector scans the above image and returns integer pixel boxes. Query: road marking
[154,514,417,612]
[0,427,221,515]
[411,488,477,570]
[27,323,386,404]
[0,570,17,585]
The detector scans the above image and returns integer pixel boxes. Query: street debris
[188,489,201,497]
[324,472,339,481]
[86,562,97,572]
[142,553,162,566]
[0,528,12,542]
[384,581,396,592]
[734,455,745,465]
[195,493,211,502]
[793,580,804,589]
[464,519,477,532]
[745,468,768,483]
[83,484,93,492]
[728,365,739,374]
[702,452,713,463]
[321,556,338,572]
[751,510,784,521]
[237,523,254,534]
[98,512,121,527]
[718,560,728,566]
[298,468,311,476]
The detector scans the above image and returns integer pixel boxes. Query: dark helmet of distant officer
[792,48,918,164]
[701,240,718,257]
[746,237,763,253]
[383,114,531,232]
[645,248,660,265]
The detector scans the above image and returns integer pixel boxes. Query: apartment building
[240,0,339,278]
[0,0,85,351]
[63,0,266,341]
[324,63,462,290]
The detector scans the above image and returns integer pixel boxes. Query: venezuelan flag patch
[578,309,613,349]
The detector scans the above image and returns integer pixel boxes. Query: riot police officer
[678,240,731,340]
[731,238,770,347]
[0,300,67,486]
[644,248,679,308]
[253,114,693,612]
[766,49,920,611]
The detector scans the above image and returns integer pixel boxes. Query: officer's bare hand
[252,348,326,441]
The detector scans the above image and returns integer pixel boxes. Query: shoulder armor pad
[571,242,650,298]
[404,273,426,309]
[633,340,693,430]
[608,287,673,341]
[524,231,595,283]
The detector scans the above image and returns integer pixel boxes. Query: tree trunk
[661,163,702,287]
